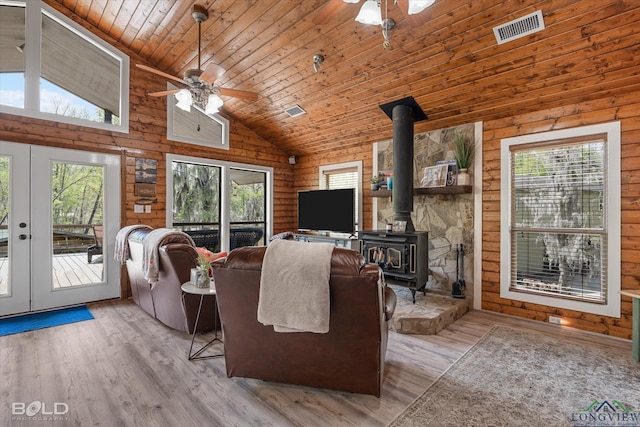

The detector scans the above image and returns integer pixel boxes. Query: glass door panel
[0,155,8,297]
[50,162,104,288]
[229,168,266,249]
[171,161,221,251]
[0,142,30,316]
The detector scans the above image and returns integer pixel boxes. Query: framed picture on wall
[420,164,448,188]
[135,158,158,184]
[436,159,459,186]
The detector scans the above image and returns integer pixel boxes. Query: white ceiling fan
[136,4,258,114]
[313,0,435,27]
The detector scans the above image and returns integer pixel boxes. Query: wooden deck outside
[0,253,103,296]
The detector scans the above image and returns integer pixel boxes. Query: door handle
[19,222,27,228]
[19,234,27,240]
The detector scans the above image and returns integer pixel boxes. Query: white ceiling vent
[493,10,545,45]
[284,104,306,117]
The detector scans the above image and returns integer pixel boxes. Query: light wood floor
[0,299,632,426]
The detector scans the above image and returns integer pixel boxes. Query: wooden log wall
[481,91,640,340]
[0,20,295,297]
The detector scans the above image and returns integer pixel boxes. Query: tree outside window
[500,122,620,319]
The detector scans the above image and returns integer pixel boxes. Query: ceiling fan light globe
[176,101,191,112]
[175,89,192,111]
[342,0,360,3]
[355,0,382,25]
[205,94,224,114]
[408,0,435,15]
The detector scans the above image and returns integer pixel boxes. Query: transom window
[0,1,129,132]
[500,123,621,317]
[167,84,229,150]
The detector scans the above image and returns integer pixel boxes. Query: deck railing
[173,221,266,252]
[0,224,102,257]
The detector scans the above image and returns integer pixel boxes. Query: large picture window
[0,1,129,132]
[500,123,621,317]
[167,154,272,252]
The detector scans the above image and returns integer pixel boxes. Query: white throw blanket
[142,228,195,286]
[114,224,152,265]
[257,239,334,333]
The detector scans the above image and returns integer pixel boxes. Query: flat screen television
[297,188,355,234]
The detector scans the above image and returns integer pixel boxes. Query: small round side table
[181,280,223,360]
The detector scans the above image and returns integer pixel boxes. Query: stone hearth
[388,285,472,335]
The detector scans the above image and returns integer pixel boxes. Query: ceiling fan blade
[200,62,227,84]
[313,0,349,25]
[136,64,188,85]
[147,89,182,97]
[396,0,432,28]
[218,87,258,101]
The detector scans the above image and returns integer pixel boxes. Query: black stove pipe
[392,104,415,232]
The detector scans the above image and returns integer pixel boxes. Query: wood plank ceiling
[46,0,640,157]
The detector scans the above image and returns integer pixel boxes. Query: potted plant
[370,174,383,191]
[191,247,214,288]
[454,132,474,185]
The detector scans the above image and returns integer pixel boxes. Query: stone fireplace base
[388,286,472,335]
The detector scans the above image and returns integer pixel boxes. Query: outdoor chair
[87,225,103,263]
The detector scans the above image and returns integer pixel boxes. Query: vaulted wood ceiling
[46,0,640,156]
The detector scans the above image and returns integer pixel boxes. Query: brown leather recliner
[125,229,218,333]
[211,246,396,397]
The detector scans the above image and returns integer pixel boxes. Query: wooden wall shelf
[370,186,472,197]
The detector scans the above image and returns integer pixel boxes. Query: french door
[0,142,120,316]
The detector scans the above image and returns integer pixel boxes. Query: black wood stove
[358,230,428,302]
[359,96,430,303]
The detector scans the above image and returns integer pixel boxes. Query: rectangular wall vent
[493,10,545,45]
[284,104,306,117]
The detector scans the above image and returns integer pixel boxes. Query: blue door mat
[0,305,94,336]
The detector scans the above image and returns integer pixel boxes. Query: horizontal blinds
[41,13,122,116]
[323,168,359,229]
[510,139,607,303]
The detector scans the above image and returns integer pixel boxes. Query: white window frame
[500,122,621,318]
[166,154,273,251]
[166,83,229,149]
[319,160,362,233]
[0,0,130,133]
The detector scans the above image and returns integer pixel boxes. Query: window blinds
[509,138,607,303]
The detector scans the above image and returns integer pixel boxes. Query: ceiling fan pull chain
[382,0,393,49]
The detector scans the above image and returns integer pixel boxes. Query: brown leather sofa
[125,228,217,333]
[211,245,396,397]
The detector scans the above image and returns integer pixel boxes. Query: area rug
[388,325,640,427]
[0,305,94,336]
